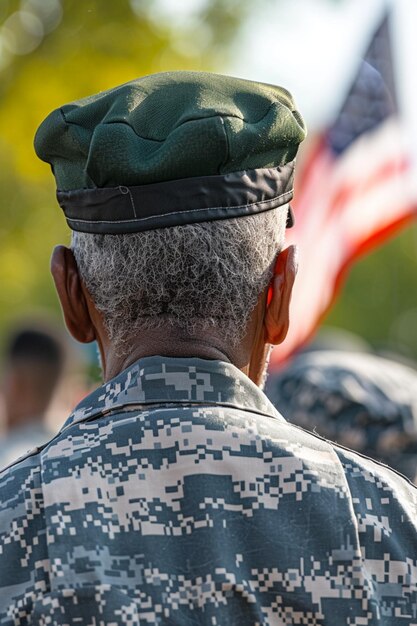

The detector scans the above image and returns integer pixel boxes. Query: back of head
[35,71,306,357]
[72,210,287,352]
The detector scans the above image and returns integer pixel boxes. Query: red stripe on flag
[327,157,410,218]
[294,136,328,192]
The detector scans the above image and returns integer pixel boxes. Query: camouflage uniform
[0,356,416,625]
[265,350,417,483]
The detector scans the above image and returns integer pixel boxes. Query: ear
[264,245,298,345]
[50,245,96,344]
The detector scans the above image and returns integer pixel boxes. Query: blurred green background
[0,0,416,366]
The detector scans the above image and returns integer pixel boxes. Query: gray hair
[71,208,287,353]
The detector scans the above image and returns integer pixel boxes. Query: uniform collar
[61,355,284,433]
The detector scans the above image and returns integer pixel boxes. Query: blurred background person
[265,349,417,483]
[0,325,65,468]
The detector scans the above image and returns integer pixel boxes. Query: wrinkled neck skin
[98,298,269,387]
[104,331,236,379]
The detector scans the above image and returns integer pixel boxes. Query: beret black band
[57,161,295,234]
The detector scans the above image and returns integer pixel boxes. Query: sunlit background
[0,0,416,385]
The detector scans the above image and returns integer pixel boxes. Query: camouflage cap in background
[265,350,417,483]
[34,71,306,234]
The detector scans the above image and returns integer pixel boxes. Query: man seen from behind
[0,72,416,625]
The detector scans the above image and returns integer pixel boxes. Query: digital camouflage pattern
[265,350,417,484]
[0,356,416,624]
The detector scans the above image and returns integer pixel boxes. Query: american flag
[270,10,417,368]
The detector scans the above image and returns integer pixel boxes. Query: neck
[100,328,251,382]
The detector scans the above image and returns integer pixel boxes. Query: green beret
[34,71,306,234]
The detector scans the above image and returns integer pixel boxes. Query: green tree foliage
[325,225,417,362]
[0,0,244,338]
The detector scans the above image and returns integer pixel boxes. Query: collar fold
[62,356,282,432]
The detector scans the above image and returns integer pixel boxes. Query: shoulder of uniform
[0,445,43,484]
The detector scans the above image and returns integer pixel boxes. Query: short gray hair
[71,208,287,353]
